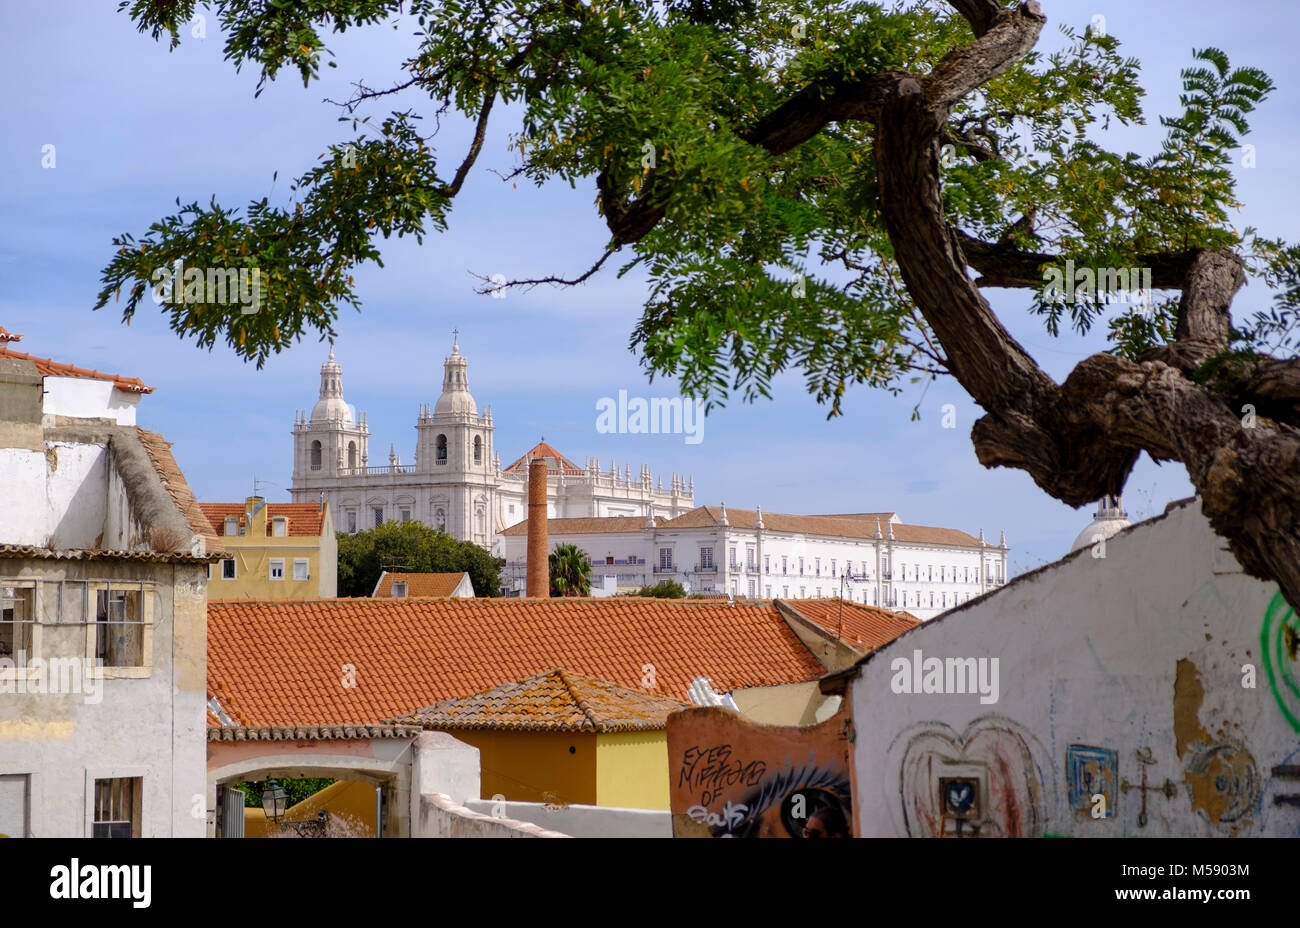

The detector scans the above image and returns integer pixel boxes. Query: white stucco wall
[464,798,670,837]
[0,561,208,838]
[850,500,1300,837]
[43,377,139,426]
[0,443,116,549]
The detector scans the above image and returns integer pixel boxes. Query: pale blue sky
[1,1,1296,574]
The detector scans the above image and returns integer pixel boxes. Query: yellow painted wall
[243,780,379,837]
[596,731,670,810]
[449,731,598,806]
[207,504,335,598]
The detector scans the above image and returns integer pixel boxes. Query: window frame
[269,559,285,582]
[292,559,310,582]
[86,770,145,839]
[221,558,237,580]
[87,582,154,677]
[0,581,40,683]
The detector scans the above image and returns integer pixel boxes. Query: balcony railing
[695,564,716,573]
[339,464,417,476]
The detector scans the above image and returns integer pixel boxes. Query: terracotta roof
[393,669,687,733]
[661,506,984,547]
[0,341,153,393]
[207,724,421,742]
[0,544,221,563]
[137,429,224,549]
[503,441,584,475]
[0,326,21,343]
[782,598,920,650]
[374,571,469,598]
[207,597,825,727]
[501,515,664,536]
[199,502,326,538]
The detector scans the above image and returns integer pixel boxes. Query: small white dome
[1070,495,1130,553]
[311,347,353,423]
[434,337,477,417]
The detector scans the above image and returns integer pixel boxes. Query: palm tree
[549,544,592,597]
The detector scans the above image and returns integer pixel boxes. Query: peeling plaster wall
[850,500,1300,838]
[0,444,116,549]
[0,559,208,837]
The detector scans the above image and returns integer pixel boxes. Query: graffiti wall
[851,499,1300,837]
[667,706,854,837]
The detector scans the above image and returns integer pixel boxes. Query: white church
[289,339,694,552]
[289,338,1012,619]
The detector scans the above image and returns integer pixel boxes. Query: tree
[337,520,504,597]
[99,2,1300,616]
[626,579,687,598]
[549,543,592,597]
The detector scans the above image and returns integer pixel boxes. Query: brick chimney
[527,458,549,598]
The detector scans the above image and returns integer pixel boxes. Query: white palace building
[289,339,1009,620]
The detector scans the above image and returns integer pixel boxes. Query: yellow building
[200,497,337,598]
[393,669,684,810]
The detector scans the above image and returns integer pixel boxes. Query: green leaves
[107,1,1292,410]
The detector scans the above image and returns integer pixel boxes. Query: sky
[1,1,1297,576]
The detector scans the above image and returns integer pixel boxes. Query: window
[346,510,357,534]
[659,547,673,571]
[221,558,236,580]
[699,547,713,570]
[0,584,35,659]
[782,586,789,597]
[815,558,821,576]
[928,565,933,581]
[272,517,287,537]
[400,508,411,523]
[747,546,756,570]
[830,558,836,577]
[781,557,788,575]
[765,585,771,597]
[95,588,147,668]
[348,441,357,469]
[436,434,448,463]
[764,555,770,574]
[799,586,806,597]
[392,581,408,598]
[628,555,640,565]
[224,517,238,536]
[508,504,516,516]
[269,559,285,581]
[373,506,384,528]
[310,440,322,470]
[474,435,482,464]
[0,774,30,839]
[728,547,737,569]
[815,587,822,597]
[799,558,804,575]
[293,559,309,581]
[92,777,141,838]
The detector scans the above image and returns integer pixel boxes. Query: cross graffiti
[1120,746,1176,828]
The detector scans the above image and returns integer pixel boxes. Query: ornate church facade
[289,339,694,553]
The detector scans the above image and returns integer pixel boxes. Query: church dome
[311,347,354,424]
[433,336,478,417]
[1070,494,1131,553]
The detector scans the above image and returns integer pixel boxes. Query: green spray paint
[1261,591,1300,733]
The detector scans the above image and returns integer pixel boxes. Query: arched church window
[437,434,447,462]
[310,440,322,470]
[347,441,357,469]
[473,435,482,464]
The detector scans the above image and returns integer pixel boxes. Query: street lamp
[260,779,328,838]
